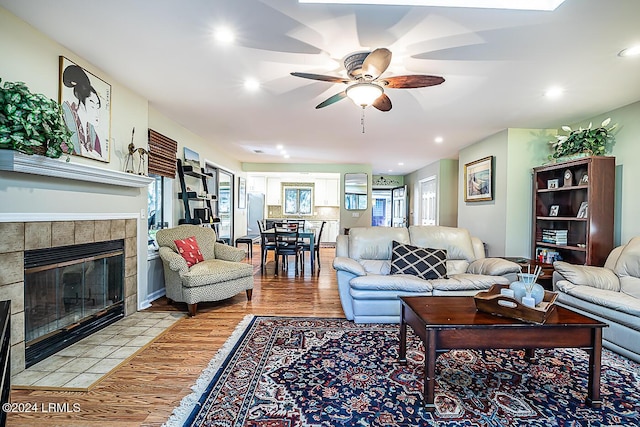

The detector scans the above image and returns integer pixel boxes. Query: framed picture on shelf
[577,201,588,218]
[238,177,246,209]
[579,174,589,185]
[464,156,493,202]
[547,179,559,189]
[549,205,559,216]
[183,147,200,169]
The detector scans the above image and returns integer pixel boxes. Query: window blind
[147,129,177,178]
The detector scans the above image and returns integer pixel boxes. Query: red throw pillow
[174,236,204,267]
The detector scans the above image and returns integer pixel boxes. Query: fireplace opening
[24,240,125,368]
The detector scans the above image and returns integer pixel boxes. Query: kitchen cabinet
[315,178,340,206]
[248,175,266,193]
[532,156,614,266]
[323,220,339,243]
[266,177,282,205]
[307,220,339,244]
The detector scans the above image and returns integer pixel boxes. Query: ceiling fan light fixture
[345,82,383,107]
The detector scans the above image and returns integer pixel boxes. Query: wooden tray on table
[474,284,558,325]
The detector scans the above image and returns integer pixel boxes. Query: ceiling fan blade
[361,48,392,80]
[315,91,347,109]
[383,75,445,89]
[291,72,350,84]
[372,93,392,112]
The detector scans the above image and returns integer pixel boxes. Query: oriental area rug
[164,316,639,427]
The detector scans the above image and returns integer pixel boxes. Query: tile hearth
[12,311,184,390]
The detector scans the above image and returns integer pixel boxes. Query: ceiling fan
[291,48,445,112]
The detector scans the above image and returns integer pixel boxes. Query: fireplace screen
[24,240,124,366]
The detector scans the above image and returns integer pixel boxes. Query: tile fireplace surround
[0,219,138,377]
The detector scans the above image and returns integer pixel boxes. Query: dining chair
[288,219,306,229]
[274,222,303,276]
[258,220,276,272]
[300,220,325,273]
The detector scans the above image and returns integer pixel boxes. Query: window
[284,187,312,215]
[147,174,168,249]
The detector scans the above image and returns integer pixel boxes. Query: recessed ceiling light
[435,136,443,143]
[398,162,404,166]
[284,154,290,159]
[619,45,640,57]
[276,144,284,150]
[298,0,566,11]
[545,86,564,99]
[214,27,235,44]
[244,78,260,91]
[388,169,393,173]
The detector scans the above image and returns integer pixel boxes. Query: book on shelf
[541,229,568,245]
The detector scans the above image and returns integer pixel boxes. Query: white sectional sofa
[553,236,640,362]
[333,226,521,323]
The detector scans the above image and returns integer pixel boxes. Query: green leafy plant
[0,78,73,160]
[549,118,617,160]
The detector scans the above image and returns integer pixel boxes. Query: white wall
[504,128,557,256]
[1,7,152,305]
[457,128,554,257]
[458,131,509,256]
[147,108,245,240]
[457,98,640,258]
[405,158,458,227]
[574,100,640,245]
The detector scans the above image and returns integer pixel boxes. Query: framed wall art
[238,177,246,209]
[59,56,111,162]
[464,156,493,202]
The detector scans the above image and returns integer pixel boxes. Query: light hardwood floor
[8,245,344,427]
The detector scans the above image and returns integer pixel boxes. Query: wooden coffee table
[399,296,607,411]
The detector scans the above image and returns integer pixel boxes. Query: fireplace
[0,219,139,377]
[24,240,125,368]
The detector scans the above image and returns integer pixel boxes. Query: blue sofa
[333,226,520,323]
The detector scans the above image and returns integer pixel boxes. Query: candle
[500,288,515,298]
[522,296,536,308]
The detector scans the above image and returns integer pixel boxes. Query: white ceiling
[2,0,639,174]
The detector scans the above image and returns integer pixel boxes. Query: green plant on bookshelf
[548,118,617,161]
[0,78,73,161]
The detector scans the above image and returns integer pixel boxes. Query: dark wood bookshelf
[532,156,615,266]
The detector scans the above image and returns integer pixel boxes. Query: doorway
[391,185,408,228]
[372,190,392,226]
[205,164,234,244]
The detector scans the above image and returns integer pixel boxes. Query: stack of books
[542,229,568,245]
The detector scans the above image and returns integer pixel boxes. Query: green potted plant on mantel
[0,78,73,161]
[548,118,617,161]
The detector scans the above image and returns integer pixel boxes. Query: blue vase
[509,280,545,305]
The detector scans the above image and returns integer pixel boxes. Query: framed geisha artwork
[58,56,111,162]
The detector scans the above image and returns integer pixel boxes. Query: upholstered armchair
[156,225,254,316]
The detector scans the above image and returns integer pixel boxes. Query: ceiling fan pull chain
[361,106,366,133]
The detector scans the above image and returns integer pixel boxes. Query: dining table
[261,227,316,273]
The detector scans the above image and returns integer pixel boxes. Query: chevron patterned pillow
[390,240,447,280]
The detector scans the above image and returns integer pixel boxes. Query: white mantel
[0,150,153,188]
